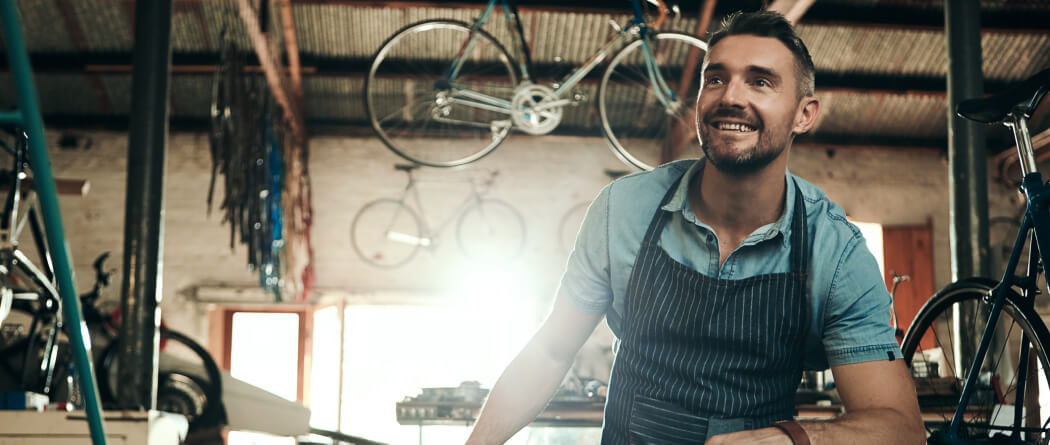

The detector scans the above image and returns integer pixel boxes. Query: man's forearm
[802,407,924,445]
[707,408,924,445]
[466,338,576,445]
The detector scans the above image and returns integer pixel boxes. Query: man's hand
[705,427,792,444]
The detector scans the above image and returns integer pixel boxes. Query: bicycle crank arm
[386,231,432,247]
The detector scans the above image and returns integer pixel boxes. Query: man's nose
[718,79,747,108]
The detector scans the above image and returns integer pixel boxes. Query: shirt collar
[662,158,796,248]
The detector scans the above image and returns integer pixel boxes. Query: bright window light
[339,297,537,444]
[228,312,301,445]
[851,221,885,278]
[230,312,300,402]
[310,306,342,431]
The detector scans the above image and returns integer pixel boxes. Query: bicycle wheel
[599,32,707,171]
[901,278,1050,443]
[365,20,519,168]
[350,199,425,268]
[456,199,525,262]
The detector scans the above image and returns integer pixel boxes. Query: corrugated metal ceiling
[1,0,1048,151]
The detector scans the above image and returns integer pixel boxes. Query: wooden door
[882,222,936,351]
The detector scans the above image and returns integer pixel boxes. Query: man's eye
[707,77,723,85]
[755,79,770,87]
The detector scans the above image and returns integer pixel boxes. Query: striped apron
[600,172,810,444]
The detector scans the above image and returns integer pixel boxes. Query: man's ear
[792,96,820,135]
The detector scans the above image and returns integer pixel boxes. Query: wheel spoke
[902,285,1050,442]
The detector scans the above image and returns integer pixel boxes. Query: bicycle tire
[456,198,526,262]
[97,327,225,430]
[350,199,425,268]
[365,20,519,168]
[599,32,707,171]
[901,278,1050,443]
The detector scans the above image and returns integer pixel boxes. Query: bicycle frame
[392,170,493,247]
[945,108,1050,441]
[444,0,681,115]
[0,134,67,397]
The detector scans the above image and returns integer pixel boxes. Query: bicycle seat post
[1008,109,1038,177]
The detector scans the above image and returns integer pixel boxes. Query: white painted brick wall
[41,129,1023,348]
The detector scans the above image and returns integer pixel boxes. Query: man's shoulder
[606,159,693,199]
[791,174,864,252]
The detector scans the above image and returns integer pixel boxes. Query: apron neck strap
[641,165,809,279]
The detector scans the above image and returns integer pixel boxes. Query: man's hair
[703,11,816,98]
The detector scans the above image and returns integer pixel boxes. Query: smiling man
[466,11,924,445]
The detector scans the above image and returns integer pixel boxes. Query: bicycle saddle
[394,163,420,172]
[956,67,1050,123]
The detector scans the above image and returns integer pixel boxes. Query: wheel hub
[511,83,563,135]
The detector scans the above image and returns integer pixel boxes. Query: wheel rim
[365,21,518,168]
[600,32,707,171]
[351,200,423,268]
[457,199,525,263]
[902,286,1050,442]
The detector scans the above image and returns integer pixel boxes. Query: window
[217,309,309,445]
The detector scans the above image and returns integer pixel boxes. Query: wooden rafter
[279,0,305,109]
[235,0,305,144]
[766,0,817,25]
[234,0,314,302]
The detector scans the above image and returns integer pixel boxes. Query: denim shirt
[558,159,902,370]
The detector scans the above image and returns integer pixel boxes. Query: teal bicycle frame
[443,0,682,117]
[0,0,108,443]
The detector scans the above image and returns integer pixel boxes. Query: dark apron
[601,171,810,444]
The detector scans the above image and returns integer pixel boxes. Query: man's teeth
[715,122,756,132]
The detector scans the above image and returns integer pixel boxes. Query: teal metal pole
[0,1,108,443]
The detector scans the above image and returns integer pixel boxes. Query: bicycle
[0,129,68,398]
[350,164,526,268]
[900,67,1050,444]
[364,0,706,171]
[889,271,910,343]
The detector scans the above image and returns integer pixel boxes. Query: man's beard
[697,106,792,176]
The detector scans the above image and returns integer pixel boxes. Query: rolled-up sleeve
[822,235,903,367]
[556,186,614,315]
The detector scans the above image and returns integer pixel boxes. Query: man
[467,11,924,445]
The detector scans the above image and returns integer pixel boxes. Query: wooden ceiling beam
[4,53,1027,98]
[279,0,305,111]
[766,0,816,25]
[236,0,305,142]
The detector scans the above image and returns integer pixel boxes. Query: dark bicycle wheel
[901,278,1050,443]
[365,20,519,167]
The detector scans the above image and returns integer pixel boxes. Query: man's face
[696,34,805,176]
